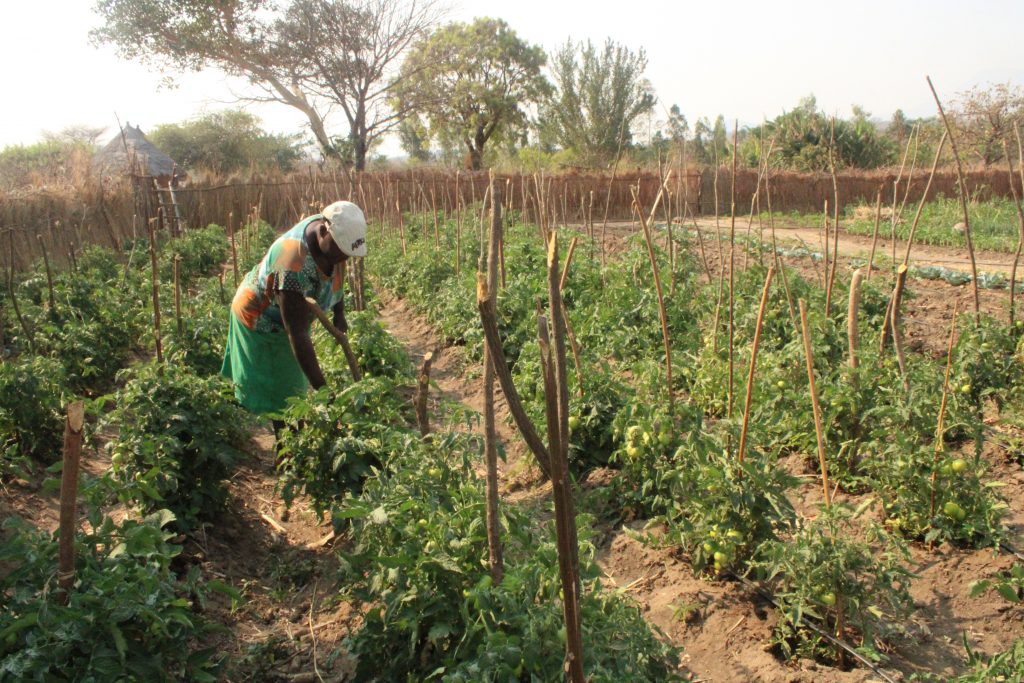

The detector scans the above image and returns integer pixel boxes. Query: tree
[394,17,550,170]
[42,125,107,147]
[274,0,443,170]
[148,109,305,173]
[91,0,440,170]
[691,115,730,167]
[540,39,655,166]
[740,96,895,171]
[953,82,1024,167]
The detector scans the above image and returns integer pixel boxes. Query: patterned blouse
[231,215,345,332]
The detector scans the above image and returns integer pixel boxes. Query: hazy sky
[2,0,1022,152]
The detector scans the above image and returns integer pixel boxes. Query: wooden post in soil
[848,269,864,371]
[477,280,553,479]
[7,232,37,354]
[763,153,797,327]
[147,218,163,364]
[825,120,840,317]
[481,178,504,582]
[1003,131,1024,327]
[173,255,183,335]
[415,351,435,438]
[38,232,56,317]
[430,187,439,249]
[455,171,462,275]
[927,76,980,324]
[930,302,959,521]
[396,199,407,257]
[558,236,586,397]
[57,400,85,606]
[737,266,775,464]
[728,122,738,420]
[632,186,674,415]
[229,211,240,288]
[880,131,948,352]
[540,232,585,683]
[866,189,883,281]
[890,264,910,390]
[798,299,833,508]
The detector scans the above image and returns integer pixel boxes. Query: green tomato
[820,592,837,607]
[568,416,580,431]
[776,380,786,389]
[642,431,652,445]
[658,432,671,446]
[702,542,714,553]
[725,529,742,540]
[417,519,428,528]
[625,445,640,459]
[427,467,442,478]
[943,501,966,521]
[950,458,968,475]
[713,551,727,564]
[960,383,972,395]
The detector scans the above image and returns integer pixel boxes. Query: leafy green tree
[691,115,730,167]
[540,39,655,166]
[148,109,304,173]
[888,109,912,148]
[740,96,895,171]
[394,17,550,170]
[397,118,432,162]
[92,0,440,170]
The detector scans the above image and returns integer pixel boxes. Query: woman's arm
[279,290,326,390]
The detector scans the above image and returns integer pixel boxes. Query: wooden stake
[866,189,883,280]
[632,187,674,414]
[57,400,85,606]
[737,266,775,463]
[147,218,163,364]
[930,302,959,520]
[173,256,183,335]
[483,178,504,584]
[542,233,585,683]
[927,76,980,324]
[728,122,738,419]
[229,211,240,288]
[1003,128,1024,327]
[303,297,362,381]
[891,264,910,390]
[798,300,832,508]
[415,351,434,437]
[38,232,56,317]
[825,120,840,317]
[848,269,864,371]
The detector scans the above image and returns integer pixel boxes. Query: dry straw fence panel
[2,167,1021,273]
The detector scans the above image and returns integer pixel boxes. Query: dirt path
[715,219,1019,276]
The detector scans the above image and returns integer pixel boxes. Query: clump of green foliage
[0,355,67,471]
[0,509,228,682]
[105,362,248,531]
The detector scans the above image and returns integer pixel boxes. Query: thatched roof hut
[93,123,182,182]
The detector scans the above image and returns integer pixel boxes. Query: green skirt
[220,312,308,415]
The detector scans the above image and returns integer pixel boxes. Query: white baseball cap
[322,201,367,257]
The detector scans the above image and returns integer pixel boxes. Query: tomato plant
[753,505,913,665]
[104,362,249,531]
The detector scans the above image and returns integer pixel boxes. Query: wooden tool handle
[304,297,362,381]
